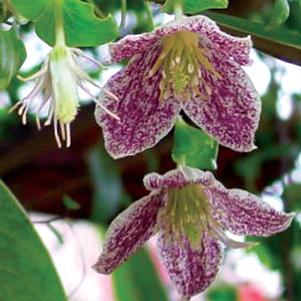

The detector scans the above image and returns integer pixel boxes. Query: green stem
[173,117,187,167]
[120,0,127,30]
[174,0,183,19]
[54,0,66,47]
[145,2,154,29]
[177,155,186,167]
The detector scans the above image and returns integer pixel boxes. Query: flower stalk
[174,0,184,19]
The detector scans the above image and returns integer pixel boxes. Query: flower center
[148,31,221,101]
[163,184,211,248]
[49,45,79,125]
[162,183,257,250]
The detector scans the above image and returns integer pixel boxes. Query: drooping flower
[93,167,293,298]
[95,16,261,158]
[11,45,118,147]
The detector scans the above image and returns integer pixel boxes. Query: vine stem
[54,0,66,47]
[174,0,183,19]
[120,0,127,30]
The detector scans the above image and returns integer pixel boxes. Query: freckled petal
[110,16,251,65]
[109,33,161,62]
[93,191,166,274]
[95,48,182,159]
[154,15,252,65]
[144,169,190,191]
[158,232,223,297]
[184,56,261,152]
[144,166,215,191]
[206,176,294,236]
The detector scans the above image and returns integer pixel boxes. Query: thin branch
[120,0,127,30]
[33,216,63,224]
[67,222,87,299]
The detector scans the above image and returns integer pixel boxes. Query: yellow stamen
[162,184,211,249]
[148,31,221,101]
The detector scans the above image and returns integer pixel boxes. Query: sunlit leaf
[0,180,67,301]
[112,248,169,301]
[164,0,228,14]
[172,117,218,170]
[10,0,51,20]
[35,0,118,47]
[0,28,26,90]
[266,0,290,30]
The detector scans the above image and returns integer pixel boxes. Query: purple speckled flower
[95,16,261,158]
[93,167,293,298]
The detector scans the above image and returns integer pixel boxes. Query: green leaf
[35,0,119,47]
[207,284,238,301]
[9,0,51,20]
[265,0,290,30]
[0,180,67,301]
[112,248,169,301]
[205,11,301,50]
[247,241,277,270]
[164,0,228,14]
[0,28,26,90]
[234,144,297,192]
[283,183,301,211]
[63,195,80,211]
[88,145,123,223]
[172,117,218,170]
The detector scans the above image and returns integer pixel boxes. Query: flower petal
[93,191,166,274]
[109,33,160,62]
[206,177,294,236]
[95,49,182,159]
[153,15,252,65]
[158,232,223,297]
[184,55,261,152]
[144,167,214,191]
[109,16,251,65]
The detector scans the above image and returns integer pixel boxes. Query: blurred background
[1,0,301,300]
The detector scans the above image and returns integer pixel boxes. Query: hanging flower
[95,15,261,158]
[11,45,118,148]
[93,167,293,298]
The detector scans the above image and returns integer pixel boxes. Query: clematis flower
[11,45,118,147]
[93,167,293,298]
[95,16,261,158]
